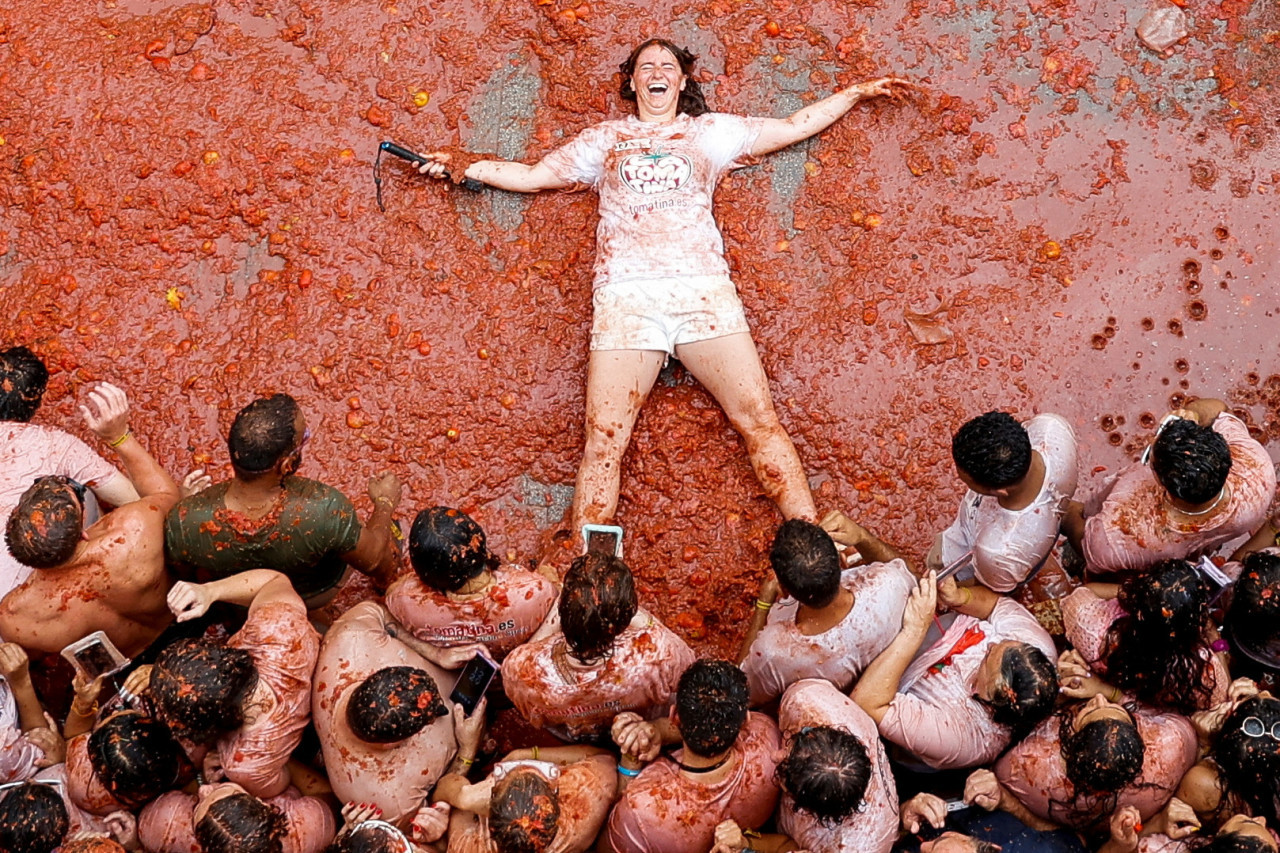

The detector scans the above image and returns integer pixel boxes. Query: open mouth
[647,82,669,94]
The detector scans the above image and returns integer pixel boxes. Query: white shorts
[589,274,751,353]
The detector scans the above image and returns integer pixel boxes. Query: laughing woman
[422,39,913,538]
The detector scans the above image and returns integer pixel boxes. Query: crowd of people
[1,339,1278,853]
[2,33,1277,853]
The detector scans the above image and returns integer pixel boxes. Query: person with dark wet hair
[138,781,334,853]
[437,700,618,853]
[1060,560,1226,714]
[1204,696,1280,828]
[0,382,179,657]
[420,41,915,555]
[603,660,781,853]
[739,514,916,706]
[386,506,558,663]
[0,348,140,597]
[314,600,472,830]
[68,710,186,812]
[164,392,404,608]
[986,693,1197,832]
[852,573,1058,770]
[502,553,694,743]
[1063,397,1274,575]
[932,411,1078,596]
[0,781,70,853]
[138,570,319,800]
[1224,552,1280,692]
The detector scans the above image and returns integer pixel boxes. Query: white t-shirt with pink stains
[742,559,916,705]
[778,679,900,853]
[538,112,764,289]
[940,414,1079,592]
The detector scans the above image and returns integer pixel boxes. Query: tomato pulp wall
[2,0,1277,656]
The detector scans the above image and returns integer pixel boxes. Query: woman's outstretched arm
[749,76,917,157]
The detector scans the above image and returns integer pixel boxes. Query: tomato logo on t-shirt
[617,150,692,195]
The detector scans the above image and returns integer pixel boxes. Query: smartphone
[1197,555,1234,606]
[936,550,973,582]
[61,631,129,683]
[450,653,498,716]
[582,524,623,559]
[944,798,971,812]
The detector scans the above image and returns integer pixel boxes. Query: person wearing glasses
[1063,397,1275,576]
[1174,690,1280,831]
[163,393,403,609]
[0,346,141,599]
[0,382,180,658]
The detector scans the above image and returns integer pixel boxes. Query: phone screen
[73,641,118,681]
[587,530,619,557]
[450,654,498,716]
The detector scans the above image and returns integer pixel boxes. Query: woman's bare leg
[569,348,668,530]
[675,332,817,521]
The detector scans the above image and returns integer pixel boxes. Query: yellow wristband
[754,599,773,611]
[459,756,474,767]
[960,587,973,606]
[109,431,131,448]
[531,746,540,760]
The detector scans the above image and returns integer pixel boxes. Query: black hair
[618,39,709,117]
[1212,696,1280,827]
[87,710,184,809]
[770,519,841,608]
[1187,832,1276,853]
[0,782,69,853]
[227,393,301,475]
[346,666,448,744]
[1051,705,1145,828]
[408,506,495,592]
[194,792,288,853]
[151,638,259,744]
[4,476,83,569]
[558,553,638,662]
[775,725,871,825]
[1105,559,1215,714]
[1151,418,1232,504]
[0,346,49,422]
[490,769,562,853]
[1227,551,1280,675]
[980,643,1058,741]
[676,659,748,758]
[951,411,1033,490]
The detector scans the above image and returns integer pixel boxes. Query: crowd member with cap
[0,382,179,659]
[386,506,559,663]
[739,514,915,707]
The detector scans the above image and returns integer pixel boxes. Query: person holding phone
[311,600,482,831]
[419,40,915,546]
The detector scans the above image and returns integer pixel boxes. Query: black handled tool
[374,141,485,210]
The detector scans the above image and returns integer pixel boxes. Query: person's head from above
[1193,815,1278,853]
[227,393,307,482]
[88,709,185,809]
[59,838,128,853]
[618,38,707,120]
[193,783,288,853]
[346,665,448,745]
[327,819,416,853]
[1108,559,1213,713]
[1228,551,1280,663]
[919,833,1001,853]
[951,411,1032,494]
[489,764,562,853]
[0,345,49,423]
[1212,695,1280,825]
[0,781,69,853]
[558,552,637,663]
[1151,417,1232,505]
[151,638,259,745]
[770,519,841,608]
[775,724,870,825]
[408,506,495,593]
[971,640,1057,740]
[4,475,87,569]
[675,659,748,758]
[1058,694,1145,799]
